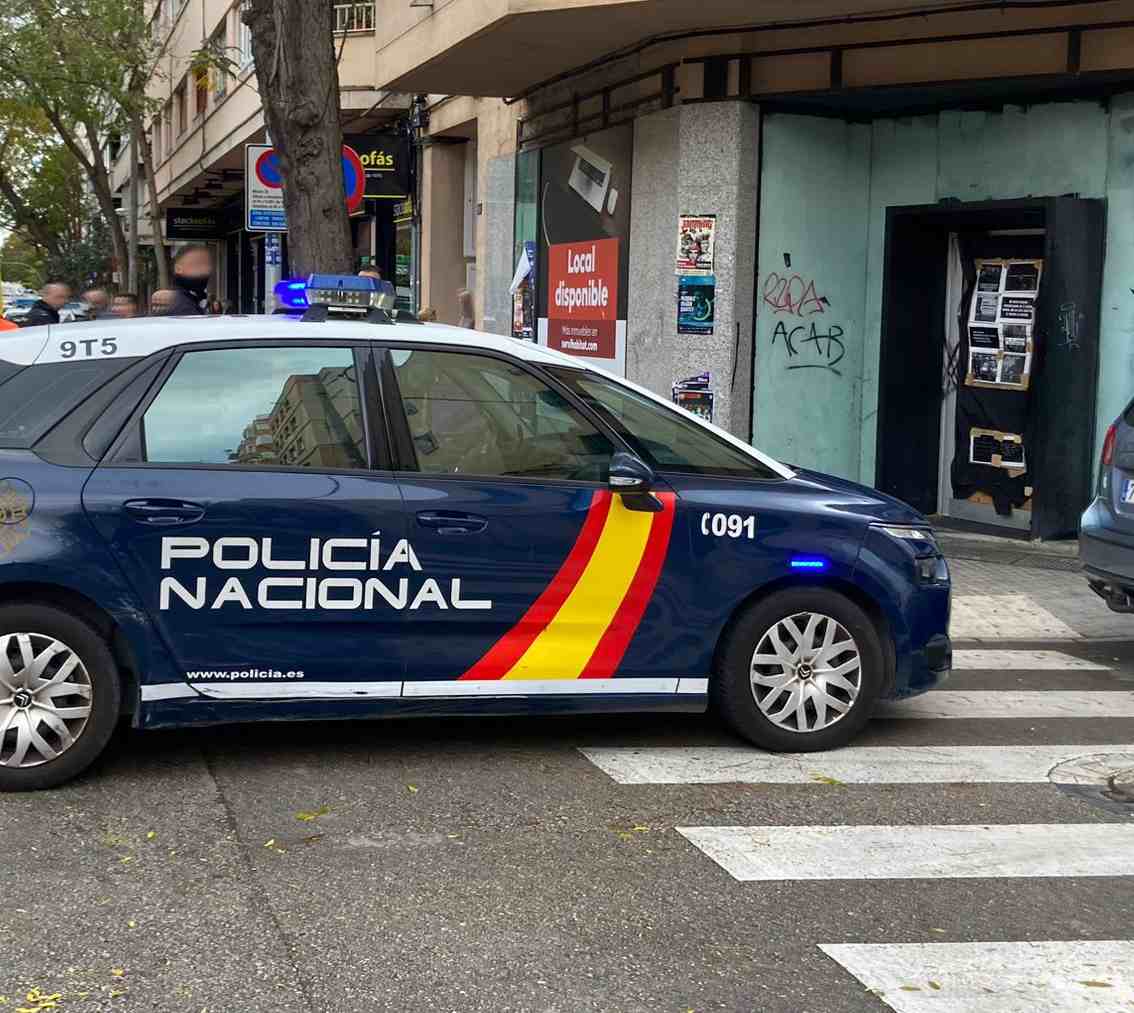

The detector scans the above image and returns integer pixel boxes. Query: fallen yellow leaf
[110,969,124,978]
[406,784,419,793]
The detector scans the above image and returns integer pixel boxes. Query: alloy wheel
[749,612,862,734]
[0,633,93,768]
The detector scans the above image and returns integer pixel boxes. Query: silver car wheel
[0,633,93,768]
[749,612,862,734]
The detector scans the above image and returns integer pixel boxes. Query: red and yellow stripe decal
[460,490,676,682]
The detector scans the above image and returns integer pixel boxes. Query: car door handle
[123,499,206,526]
[416,510,487,534]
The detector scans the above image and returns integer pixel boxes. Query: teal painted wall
[754,98,1134,487]
[753,116,871,478]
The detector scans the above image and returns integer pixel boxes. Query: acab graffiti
[762,255,845,375]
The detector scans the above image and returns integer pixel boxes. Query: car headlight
[874,525,937,547]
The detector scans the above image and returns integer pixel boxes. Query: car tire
[0,605,121,792]
[712,587,884,753]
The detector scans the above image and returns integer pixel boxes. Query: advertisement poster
[677,275,715,335]
[969,428,1026,472]
[672,372,714,423]
[675,215,716,275]
[536,124,632,375]
[546,238,620,360]
[964,258,1043,391]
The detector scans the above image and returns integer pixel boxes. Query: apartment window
[175,80,188,136]
[194,67,208,119]
[333,3,375,33]
[238,9,254,69]
[153,114,162,165]
[210,24,228,100]
[162,99,173,156]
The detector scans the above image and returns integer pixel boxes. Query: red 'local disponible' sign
[547,237,619,360]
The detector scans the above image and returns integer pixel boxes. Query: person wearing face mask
[167,244,214,315]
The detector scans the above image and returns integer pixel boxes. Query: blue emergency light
[273,279,308,310]
[790,558,827,570]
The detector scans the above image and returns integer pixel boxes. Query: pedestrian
[206,298,224,315]
[167,244,214,314]
[149,289,177,316]
[80,287,111,320]
[111,293,140,319]
[20,281,71,327]
[0,317,18,332]
[457,288,474,328]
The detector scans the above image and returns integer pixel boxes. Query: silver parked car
[1081,402,1134,612]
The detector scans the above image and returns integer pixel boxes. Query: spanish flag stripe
[579,493,677,679]
[458,490,612,680]
[502,493,655,681]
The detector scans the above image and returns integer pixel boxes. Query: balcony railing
[333,2,375,33]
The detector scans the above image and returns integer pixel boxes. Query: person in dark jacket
[80,287,112,320]
[167,244,214,315]
[20,282,71,327]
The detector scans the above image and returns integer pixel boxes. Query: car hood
[781,467,928,527]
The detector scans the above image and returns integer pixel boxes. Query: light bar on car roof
[305,273,380,314]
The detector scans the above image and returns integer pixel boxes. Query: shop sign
[547,237,619,361]
[392,197,414,224]
[344,133,412,199]
[166,208,223,240]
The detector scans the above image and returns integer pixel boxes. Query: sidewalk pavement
[941,529,1133,641]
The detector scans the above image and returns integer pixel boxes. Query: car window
[0,360,139,448]
[388,348,613,481]
[551,368,781,480]
[139,346,367,469]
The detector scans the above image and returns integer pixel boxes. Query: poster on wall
[675,215,716,275]
[970,428,1026,472]
[672,372,714,423]
[964,258,1043,391]
[677,275,715,335]
[536,124,633,375]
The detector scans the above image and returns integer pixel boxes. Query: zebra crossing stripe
[677,824,1134,881]
[819,940,1134,1011]
[951,594,1081,640]
[876,690,1134,719]
[951,649,1110,670]
[579,744,1134,784]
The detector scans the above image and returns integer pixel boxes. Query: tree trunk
[133,117,170,289]
[243,0,352,278]
[77,121,129,287]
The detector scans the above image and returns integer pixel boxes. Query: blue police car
[0,278,950,789]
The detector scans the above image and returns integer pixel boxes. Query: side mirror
[608,451,654,494]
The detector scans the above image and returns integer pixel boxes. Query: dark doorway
[877,198,1105,539]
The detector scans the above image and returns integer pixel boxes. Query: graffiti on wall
[763,255,845,375]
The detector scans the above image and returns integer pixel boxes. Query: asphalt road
[2,639,1134,1012]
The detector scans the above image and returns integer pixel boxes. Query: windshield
[550,368,783,480]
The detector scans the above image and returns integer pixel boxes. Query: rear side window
[0,360,137,448]
[136,346,367,469]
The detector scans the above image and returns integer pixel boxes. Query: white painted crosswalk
[580,644,1134,1012]
[951,594,1082,640]
[951,649,1110,670]
[819,940,1134,1012]
[676,823,1134,881]
[581,743,1134,784]
[877,690,1134,719]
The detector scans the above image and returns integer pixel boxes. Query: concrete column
[420,141,468,326]
[479,152,516,336]
[627,101,759,438]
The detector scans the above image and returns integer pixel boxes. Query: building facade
[378,0,1134,539]
[114,0,410,313]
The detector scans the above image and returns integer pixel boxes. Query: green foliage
[0,232,45,288]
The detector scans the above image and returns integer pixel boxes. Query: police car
[0,276,950,790]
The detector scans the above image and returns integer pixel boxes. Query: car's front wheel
[0,605,121,791]
[713,588,884,752]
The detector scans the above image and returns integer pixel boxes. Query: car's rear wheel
[0,605,121,791]
[713,587,884,752]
